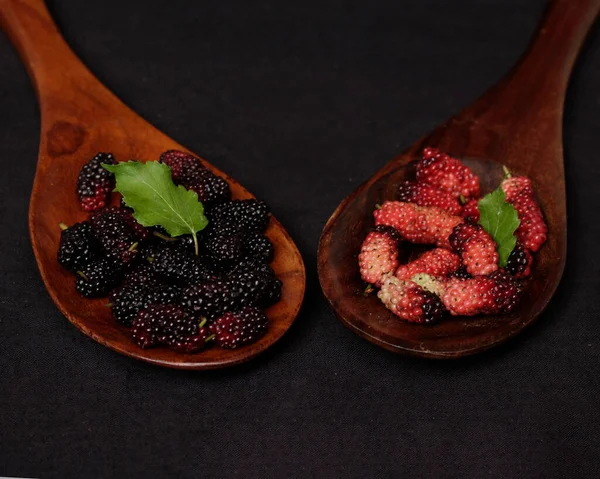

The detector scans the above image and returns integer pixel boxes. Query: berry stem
[205,334,216,343]
[153,231,176,242]
[59,222,69,231]
[502,165,512,178]
[128,242,139,252]
[76,271,89,281]
[192,232,199,256]
[364,284,374,296]
[199,318,207,328]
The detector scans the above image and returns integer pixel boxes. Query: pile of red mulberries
[58,151,281,353]
[358,147,547,324]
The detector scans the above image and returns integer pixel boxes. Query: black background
[1,0,600,477]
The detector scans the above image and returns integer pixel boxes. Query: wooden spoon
[0,0,306,369]
[318,0,600,358]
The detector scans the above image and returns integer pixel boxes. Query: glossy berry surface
[180,278,239,320]
[110,281,181,327]
[205,230,244,264]
[442,270,523,316]
[416,147,480,199]
[90,210,139,264]
[244,233,274,263]
[209,307,268,349]
[76,152,117,212]
[208,199,271,234]
[449,223,498,276]
[131,304,204,352]
[94,206,150,241]
[504,179,548,252]
[395,248,461,281]
[358,225,401,287]
[57,221,101,272]
[160,150,205,183]
[461,198,480,223]
[147,246,214,285]
[187,171,231,207]
[374,201,462,248]
[505,242,533,278]
[75,257,123,298]
[160,150,231,206]
[378,275,446,324]
[397,181,462,215]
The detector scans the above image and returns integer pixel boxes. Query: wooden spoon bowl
[0,0,306,369]
[318,0,600,358]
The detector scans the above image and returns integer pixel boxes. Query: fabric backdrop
[1,0,599,477]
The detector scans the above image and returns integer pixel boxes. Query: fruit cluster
[58,151,281,352]
[359,147,548,323]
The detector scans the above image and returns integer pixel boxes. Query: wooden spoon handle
[0,0,99,104]
[460,0,600,125]
[416,0,600,166]
[509,0,600,95]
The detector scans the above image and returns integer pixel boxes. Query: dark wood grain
[318,0,600,358]
[0,0,306,369]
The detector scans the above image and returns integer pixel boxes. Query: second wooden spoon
[318,0,600,358]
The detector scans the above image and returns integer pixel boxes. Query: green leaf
[477,185,520,267]
[102,161,208,254]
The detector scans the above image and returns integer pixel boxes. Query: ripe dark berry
[90,210,139,264]
[158,313,202,351]
[147,246,214,285]
[75,257,123,298]
[130,309,161,348]
[160,150,231,206]
[76,152,117,211]
[397,181,462,215]
[205,231,244,264]
[448,265,472,280]
[187,171,231,207]
[227,267,268,308]
[505,242,533,278]
[109,281,181,327]
[260,276,282,308]
[123,264,161,288]
[109,281,155,327]
[420,291,447,324]
[180,278,240,320]
[208,199,270,234]
[228,260,279,307]
[93,206,150,241]
[160,150,205,184]
[167,334,207,354]
[209,307,268,349]
[244,233,274,263]
[57,222,101,272]
[131,304,207,352]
